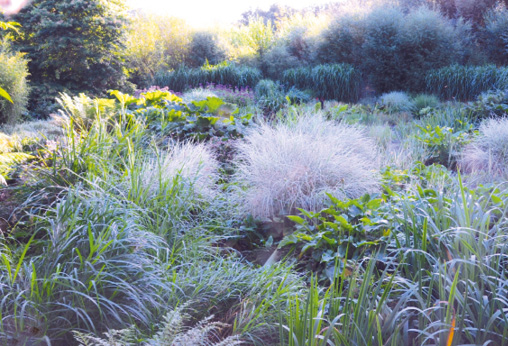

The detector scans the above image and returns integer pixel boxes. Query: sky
[125,0,333,28]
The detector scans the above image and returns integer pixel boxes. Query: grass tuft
[233,113,380,219]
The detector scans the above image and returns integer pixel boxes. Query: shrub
[484,6,508,65]
[233,114,380,219]
[0,42,29,124]
[187,31,227,68]
[378,91,414,113]
[316,15,365,66]
[460,117,508,178]
[153,62,262,92]
[362,6,466,92]
[254,79,282,99]
[426,64,508,101]
[397,6,467,90]
[285,87,313,105]
[260,44,302,80]
[361,6,405,93]
[281,64,361,102]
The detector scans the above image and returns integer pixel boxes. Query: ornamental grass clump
[139,142,219,201]
[460,117,508,178]
[234,114,380,219]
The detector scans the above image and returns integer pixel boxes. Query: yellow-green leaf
[0,87,13,103]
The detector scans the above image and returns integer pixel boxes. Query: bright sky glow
[126,0,333,28]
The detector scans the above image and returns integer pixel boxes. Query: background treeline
[2,0,508,122]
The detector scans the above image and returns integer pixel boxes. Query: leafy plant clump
[281,193,390,278]
[233,114,380,220]
[416,124,473,169]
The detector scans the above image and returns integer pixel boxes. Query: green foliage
[12,0,130,113]
[74,305,242,345]
[415,124,473,168]
[154,62,262,92]
[412,93,440,114]
[124,90,253,141]
[260,45,303,80]
[316,15,364,66]
[187,31,227,68]
[0,188,174,344]
[254,79,287,114]
[362,6,466,92]
[426,64,508,100]
[281,260,398,346]
[468,88,508,119]
[282,64,361,102]
[0,133,33,185]
[0,39,29,124]
[0,21,19,105]
[123,14,192,87]
[281,194,390,278]
[361,7,405,93]
[378,91,414,114]
[228,15,275,58]
[484,6,508,64]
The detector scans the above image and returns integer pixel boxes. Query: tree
[13,0,130,100]
[0,20,19,103]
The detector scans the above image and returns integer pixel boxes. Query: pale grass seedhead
[182,88,218,102]
[460,117,508,179]
[234,114,380,219]
[139,142,219,201]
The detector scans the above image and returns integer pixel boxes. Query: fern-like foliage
[74,305,243,346]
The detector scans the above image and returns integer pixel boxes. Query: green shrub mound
[281,64,361,102]
[187,31,227,68]
[0,44,29,124]
[153,62,262,92]
[426,64,508,101]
